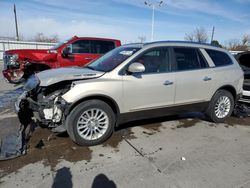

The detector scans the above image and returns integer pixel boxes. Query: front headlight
[9,54,19,65]
[12,54,18,60]
[23,74,40,91]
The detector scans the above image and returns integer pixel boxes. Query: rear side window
[173,48,208,71]
[91,41,115,54]
[206,49,233,66]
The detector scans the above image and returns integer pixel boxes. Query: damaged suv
[234,51,250,104]
[16,41,244,146]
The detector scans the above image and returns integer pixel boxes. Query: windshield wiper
[85,65,106,72]
[85,66,96,70]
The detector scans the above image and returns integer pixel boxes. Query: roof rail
[144,40,218,48]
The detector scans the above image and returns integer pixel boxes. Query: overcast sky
[1,0,250,44]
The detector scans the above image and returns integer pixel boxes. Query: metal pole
[145,1,164,42]
[211,26,215,43]
[151,5,155,41]
[14,4,19,41]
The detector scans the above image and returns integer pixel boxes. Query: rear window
[206,49,233,67]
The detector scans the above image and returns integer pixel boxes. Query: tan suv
[16,41,244,145]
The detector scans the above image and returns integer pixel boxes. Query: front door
[59,40,100,67]
[123,47,176,112]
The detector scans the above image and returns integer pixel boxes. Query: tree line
[184,27,250,51]
[13,29,250,51]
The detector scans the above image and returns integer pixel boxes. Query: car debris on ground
[0,121,35,160]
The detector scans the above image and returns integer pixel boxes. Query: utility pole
[14,4,19,41]
[211,26,215,43]
[144,1,164,41]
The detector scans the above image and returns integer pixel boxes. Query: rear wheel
[66,100,115,146]
[206,90,234,123]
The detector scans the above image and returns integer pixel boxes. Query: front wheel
[206,90,234,123]
[66,100,115,146]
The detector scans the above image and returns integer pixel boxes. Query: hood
[5,49,57,62]
[37,67,105,86]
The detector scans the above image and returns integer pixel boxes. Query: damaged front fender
[16,83,72,132]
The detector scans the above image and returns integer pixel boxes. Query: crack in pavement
[122,136,162,173]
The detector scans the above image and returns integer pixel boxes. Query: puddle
[176,119,200,128]
[141,123,162,133]
[102,128,136,149]
[225,116,250,127]
[0,127,92,177]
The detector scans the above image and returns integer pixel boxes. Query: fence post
[2,42,5,51]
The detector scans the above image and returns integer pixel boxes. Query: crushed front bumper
[15,91,69,131]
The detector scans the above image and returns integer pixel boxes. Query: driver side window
[72,40,91,54]
[133,48,170,74]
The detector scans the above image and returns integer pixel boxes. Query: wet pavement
[1,62,250,188]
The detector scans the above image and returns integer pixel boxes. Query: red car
[2,36,121,83]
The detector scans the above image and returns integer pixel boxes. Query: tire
[206,89,234,123]
[65,100,115,146]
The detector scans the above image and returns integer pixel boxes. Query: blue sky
[1,0,250,44]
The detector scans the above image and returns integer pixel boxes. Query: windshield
[50,38,71,50]
[87,46,140,72]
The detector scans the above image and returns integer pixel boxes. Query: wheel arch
[216,85,237,100]
[66,94,120,123]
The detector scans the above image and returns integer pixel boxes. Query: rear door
[172,47,214,105]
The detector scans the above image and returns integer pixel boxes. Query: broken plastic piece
[234,103,250,118]
[181,157,186,161]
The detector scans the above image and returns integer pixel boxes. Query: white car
[16,41,244,145]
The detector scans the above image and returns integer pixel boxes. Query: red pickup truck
[2,36,121,83]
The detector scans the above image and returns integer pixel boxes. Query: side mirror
[62,44,72,58]
[128,62,145,73]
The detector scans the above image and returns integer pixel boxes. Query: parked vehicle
[2,36,121,83]
[234,51,250,104]
[16,41,244,146]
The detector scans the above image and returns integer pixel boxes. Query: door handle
[203,76,212,81]
[163,80,174,85]
[84,57,94,60]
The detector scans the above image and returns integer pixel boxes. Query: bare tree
[225,34,250,51]
[242,34,250,46]
[138,36,146,43]
[33,33,59,43]
[185,27,208,43]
